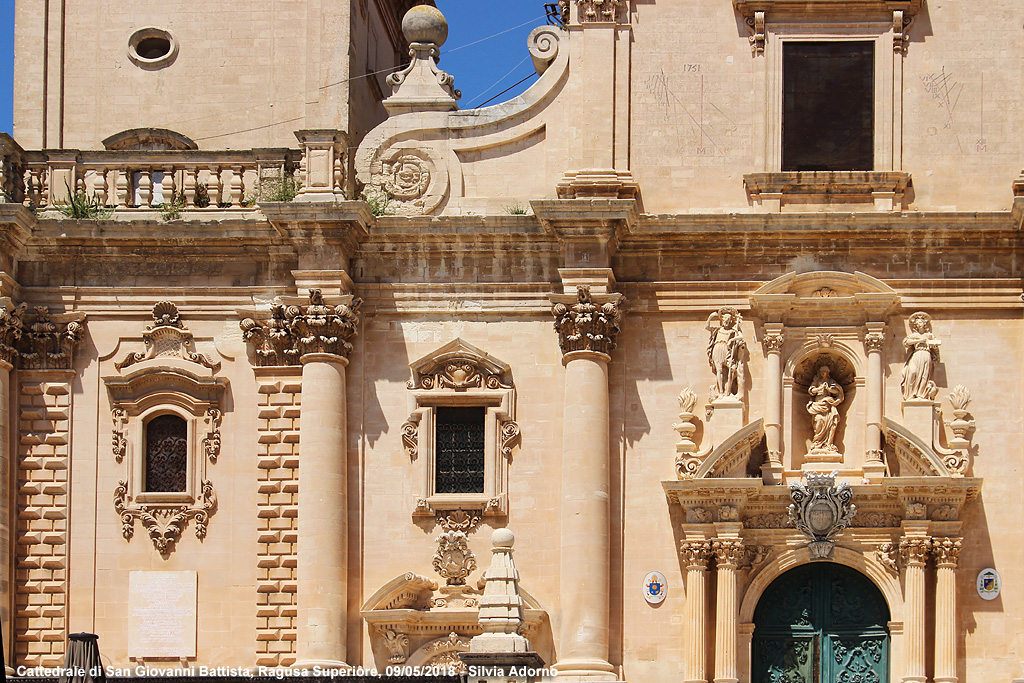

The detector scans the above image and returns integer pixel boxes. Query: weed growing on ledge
[55,183,114,220]
[504,201,528,215]
[362,188,393,216]
[159,192,186,221]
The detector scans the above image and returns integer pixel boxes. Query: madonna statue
[807,364,845,453]
[901,312,941,400]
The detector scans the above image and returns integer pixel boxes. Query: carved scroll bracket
[114,479,217,556]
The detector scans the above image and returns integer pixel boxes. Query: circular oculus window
[128,28,178,69]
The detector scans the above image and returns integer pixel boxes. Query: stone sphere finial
[491,528,515,548]
[402,5,448,46]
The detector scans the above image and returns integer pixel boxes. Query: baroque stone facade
[2,0,1023,681]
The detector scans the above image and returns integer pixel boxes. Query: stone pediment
[408,338,513,390]
[750,271,900,326]
[114,302,220,374]
[689,419,765,479]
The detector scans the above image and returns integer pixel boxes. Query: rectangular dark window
[783,41,874,171]
[435,407,485,494]
[145,414,188,492]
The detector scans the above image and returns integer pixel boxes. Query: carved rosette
[114,479,217,556]
[712,539,746,568]
[899,536,932,567]
[115,301,220,372]
[788,472,857,559]
[552,285,623,356]
[932,537,962,568]
[18,305,84,370]
[679,541,711,569]
[240,289,363,365]
[432,530,477,586]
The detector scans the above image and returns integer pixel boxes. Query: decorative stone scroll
[551,285,623,356]
[437,509,481,533]
[407,338,514,391]
[788,472,856,559]
[240,289,362,365]
[114,479,217,556]
[381,629,410,664]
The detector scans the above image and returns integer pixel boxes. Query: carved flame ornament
[788,471,857,559]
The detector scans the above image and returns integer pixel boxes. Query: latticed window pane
[145,414,187,492]
[435,407,485,494]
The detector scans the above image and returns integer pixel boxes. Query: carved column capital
[864,332,886,353]
[762,331,785,354]
[18,305,85,370]
[712,539,746,568]
[0,303,24,367]
[932,537,962,568]
[899,536,932,567]
[241,289,362,365]
[551,285,623,357]
[680,541,711,569]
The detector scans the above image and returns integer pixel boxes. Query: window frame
[402,339,519,518]
[136,406,198,504]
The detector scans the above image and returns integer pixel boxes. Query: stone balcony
[0,131,351,212]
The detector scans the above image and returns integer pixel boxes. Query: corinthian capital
[679,541,711,569]
[551,285,623,356]
[0,303,24,367]
[712,539,746,568]
[19,305,85,370]
[899,536,932,567]
[932,537,962,568]
[240,289,362,365]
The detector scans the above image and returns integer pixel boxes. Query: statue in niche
[901,312,940,401]
[706,306,746,399]
[807,364,845,453]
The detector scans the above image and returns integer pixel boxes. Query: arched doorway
[753,562,889,683]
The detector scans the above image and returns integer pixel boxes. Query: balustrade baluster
[229,165,244,206]
[137,169,153,208]
[183,168,197,208]
[207,167,222,207]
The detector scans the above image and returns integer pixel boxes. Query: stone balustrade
[0,133,303,210]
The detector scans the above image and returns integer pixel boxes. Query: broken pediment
[114,302,220,374]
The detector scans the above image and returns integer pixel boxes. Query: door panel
[753,563,889,683]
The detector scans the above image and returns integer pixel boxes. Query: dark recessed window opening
[435,407,485,494]
[145,414,188,492]
[783,41,874,172]
[136,37,172,60]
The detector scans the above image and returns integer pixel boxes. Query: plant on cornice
[247,173,302,205]
[362,187,393,216]
[159,191,186,221]
[193,182,211,208]
[504,201,528,215]
[55,182,114,220]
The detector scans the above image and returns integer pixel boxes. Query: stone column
[681,541,710,683]
[863,325,886,479]
[712,539,745,683]
[551,285,622,681]
[900,536,931,683]
[761,325,784,483]
[0,352,11,670]
[933,538,962,683]
[244,290,362,667]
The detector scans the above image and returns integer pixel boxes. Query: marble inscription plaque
[129,571,197,658]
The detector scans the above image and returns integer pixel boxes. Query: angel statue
[706,307,746,399]
[901,312,940,401]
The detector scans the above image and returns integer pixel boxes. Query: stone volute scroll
[788,471,856,559]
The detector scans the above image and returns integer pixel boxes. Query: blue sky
[0,0,548,139]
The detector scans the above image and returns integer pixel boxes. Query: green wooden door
[753,563,889,683]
